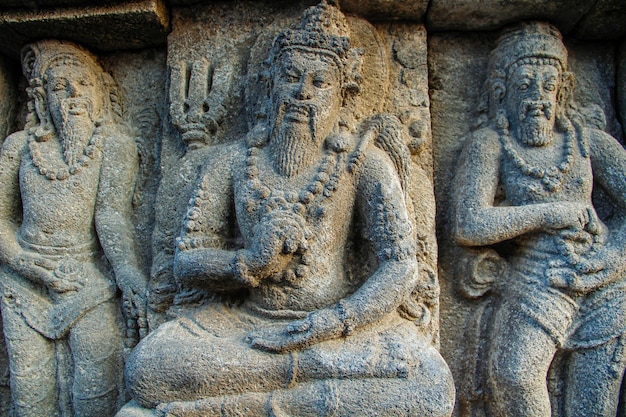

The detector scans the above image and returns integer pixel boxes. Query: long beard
[56,100,95,165]
[269,102,322,177]
[517,99,554,146]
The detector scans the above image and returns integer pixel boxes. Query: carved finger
[287,318,311,334]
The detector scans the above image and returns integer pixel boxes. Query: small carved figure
[0,40,147,416]
[454,22,626,416]
[119,2,454,416]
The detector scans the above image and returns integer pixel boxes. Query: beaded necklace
[28,133,101,181]
[499,123,575,193]
[243,144,344,221]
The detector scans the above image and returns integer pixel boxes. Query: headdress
[489,21,568,76]
[270,0,352,72]
[21,40,101,84]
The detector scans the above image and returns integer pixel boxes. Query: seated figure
[120,2,454,416]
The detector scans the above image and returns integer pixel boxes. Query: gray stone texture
[0,0,623,416]
[572,0,626,40]
[338,0,428,20]
[432,22,626,417]
[426,0,594,33]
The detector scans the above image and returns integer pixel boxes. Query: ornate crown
[271,0,352,71]
[489,21,568,76]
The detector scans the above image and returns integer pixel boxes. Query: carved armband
[336,299,357,336]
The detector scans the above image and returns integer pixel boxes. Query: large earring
[496,109,509,132]
[32,87,54,141]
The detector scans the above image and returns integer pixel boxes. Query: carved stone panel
[433,22,626,417]
[0,1,624,416]
[121,1,453,416]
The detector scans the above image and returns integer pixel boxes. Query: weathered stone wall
[0,1,624,416]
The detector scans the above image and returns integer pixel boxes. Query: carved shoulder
[0,131,28,183]
[0,131,28,162]
[176,141,244,251]
[357,146,415,262]
[461,127,502,163]
[100,131,138,166]
[199,140,245,177]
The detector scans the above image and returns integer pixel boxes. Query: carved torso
[499,131,593,207]
[497,129,600,276]
[234,145,359,313]
[18,137,103,249]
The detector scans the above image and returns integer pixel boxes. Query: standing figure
[120,2,454,416]
[0,40,146,417]
[454,22,626,417]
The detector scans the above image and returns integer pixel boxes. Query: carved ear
[31,85,54,140]
[491,79,505,104]
[557,71,575,107]
[342,48,364,101]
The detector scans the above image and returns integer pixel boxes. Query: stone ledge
[0,0,169,57]
[426,0,594,34]
[0,0,125,9]
[572,0,626,40]
[338,0,428,21]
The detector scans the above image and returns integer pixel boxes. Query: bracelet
[336,299,356,336]
[233,251,259,288]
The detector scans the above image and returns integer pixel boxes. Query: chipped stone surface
[432,22,626,417]
[121,2,453,416]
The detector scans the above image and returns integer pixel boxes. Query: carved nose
[67,83,79,97]
[295,82,312,100]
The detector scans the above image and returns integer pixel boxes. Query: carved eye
[313,78,330,88]
[518,82,529,91]
[80,79,94,87]
[51,80,66,91]
[282,71,299,83]
[544,82,556,92]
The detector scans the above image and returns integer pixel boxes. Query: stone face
[121,2,454,416]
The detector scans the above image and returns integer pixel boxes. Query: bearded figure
[118,2,454,416]
[0,40,146,417]
[454,22,626,416]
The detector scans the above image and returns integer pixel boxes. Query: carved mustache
[60,98,93,118]
[519,99,553,121]
[278,100,319,120]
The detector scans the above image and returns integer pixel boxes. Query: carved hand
[239,214,307,285]
[546,245,622,294]
[117,265,148,346]
[13,251,66,289]
[247,307,343,353]
[543,202,597,232]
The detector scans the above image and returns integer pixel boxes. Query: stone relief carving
[453,22,626,417]
[119,2,453,416]
[0,54,17,417]
[0,40,147,416]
